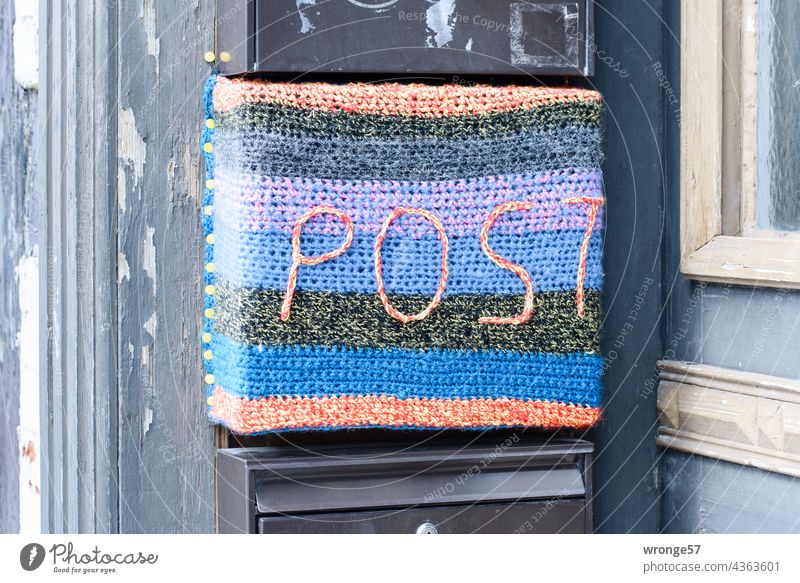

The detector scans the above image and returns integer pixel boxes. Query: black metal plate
[216,0,594,76]
[258,500,587,533]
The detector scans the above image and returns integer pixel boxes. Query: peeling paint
[141,0,160,76]
[16,255,40,533]
[118,166,127,212]
[21,440,36,462]
[183,144,199,201]
[143,311,158,340]
[118,251,131,283]
[296,0,318,34]
[13,0,39,89]
[425,0,457,48]
[143,226,157,295]
[118,107,147,191]
[142,406,154,439]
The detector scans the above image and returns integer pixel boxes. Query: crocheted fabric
[201,76,605,434]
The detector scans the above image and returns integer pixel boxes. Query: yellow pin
[204,51,216,63]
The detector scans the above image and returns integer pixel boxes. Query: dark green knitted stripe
[213,280,600,353]
[214,100,602,140]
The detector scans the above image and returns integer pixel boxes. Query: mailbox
[215,0,595,76]
[217,436,593,533]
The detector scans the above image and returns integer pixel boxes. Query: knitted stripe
[213,125,603,181]
[212,168,604,237]
[212,77,601,116]
[211,228,603,294]
[209,337,603,407]
[214,100,602,139]
[209,388,603,433]
[213,284,601,353]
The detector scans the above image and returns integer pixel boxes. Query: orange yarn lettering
[280,205,354,321]
[374,207,449,323]
[478,201,535,325]
[562,196,604,317]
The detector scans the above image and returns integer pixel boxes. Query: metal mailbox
[215,0,595,76]
[217,436,593,533]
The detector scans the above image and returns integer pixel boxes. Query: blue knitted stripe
[213,125,603,181]
[210,335,604,407]
[211,225,603,294]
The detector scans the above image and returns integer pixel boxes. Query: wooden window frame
[681,0,800,288]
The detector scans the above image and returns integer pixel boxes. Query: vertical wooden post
[40,0,215,533]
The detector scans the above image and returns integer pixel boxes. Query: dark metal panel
[218,0,594,76]
[250,441,588,514]
[216,0,256,75]
[217,437,592,533]
[115,0,216,533]
[258,501,587,534]
[216,448,257,534]
[586,0,669,533]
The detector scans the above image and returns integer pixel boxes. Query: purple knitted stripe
[212,167,604,238]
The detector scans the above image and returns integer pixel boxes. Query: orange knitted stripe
[213,77,602,117]
[210,388,602,433]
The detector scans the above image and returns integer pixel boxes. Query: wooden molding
[657,361,800,477]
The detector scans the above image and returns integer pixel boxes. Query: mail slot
[216,436,593,533]
[215,0,595,76]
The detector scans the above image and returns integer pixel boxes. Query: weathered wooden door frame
[38,0,216,533]
[39,0,120,533]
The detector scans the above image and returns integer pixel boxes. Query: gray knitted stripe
[214,126,603,181]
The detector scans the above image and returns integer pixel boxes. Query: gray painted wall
[661,452,800,534]
[658,0,800,534]
[0,0,38,534]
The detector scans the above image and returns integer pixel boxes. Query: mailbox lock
[416,522,438,534]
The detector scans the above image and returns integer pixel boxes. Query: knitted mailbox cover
[201,77,605,434]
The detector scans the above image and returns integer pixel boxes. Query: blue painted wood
[115,0,216,533]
